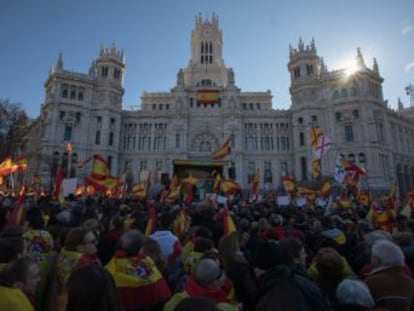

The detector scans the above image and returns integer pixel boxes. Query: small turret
[398,98,404,110]
[373,58,379,75]
[288,38,320,84]
[56,52,63,72]
[95,42,126,85]
[320,57,328,74]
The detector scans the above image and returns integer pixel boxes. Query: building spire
[373,58,379,74]
[356,48,366,68]
[56,52,63,72]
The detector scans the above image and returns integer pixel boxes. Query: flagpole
[10,172,15,194]
[66,142,73,178]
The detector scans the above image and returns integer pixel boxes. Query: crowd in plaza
[0,188,414,311]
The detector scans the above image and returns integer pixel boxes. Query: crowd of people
[0,190,414,311]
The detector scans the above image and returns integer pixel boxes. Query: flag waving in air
[211,137,231,160]
[85,154,118,191]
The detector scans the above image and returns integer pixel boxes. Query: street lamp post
[66,142,73,178]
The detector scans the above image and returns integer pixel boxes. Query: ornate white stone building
[28,13,414,196]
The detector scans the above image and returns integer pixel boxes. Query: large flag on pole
[223,208,236,235]
[85,155,118,191]
[54,166,65,204]
[10,157,28,173]
[252,170,260,199]
[0,157,13,176]
[211,137,231,160]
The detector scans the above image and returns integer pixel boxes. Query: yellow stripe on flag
[196,90,219,103]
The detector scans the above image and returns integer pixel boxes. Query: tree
[0,99,30,161]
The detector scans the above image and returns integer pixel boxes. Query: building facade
[28,13,414,196]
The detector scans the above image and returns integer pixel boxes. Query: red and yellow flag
[6,185,27,227]
[172,207,191,237]
[105,253,171,310]
[145,205,157,236]
[312,158,321,179]
[196,89,219,104]
[85,155,118,191]
[0,157,13,176]
[252,170,260,197]
[282,175,296,193]
[221,179,242,194]
[211,138,231,160]
[213,173,222,194]
[319,180,332,197]
[223,208,236,235]
[10,157,27,173]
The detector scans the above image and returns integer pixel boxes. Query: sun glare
[340,58,359,78]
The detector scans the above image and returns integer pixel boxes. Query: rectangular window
[299,132,305,147]
[247,161,256,184]
[64,126,72,141]
[264,161,272,183]
[344,125,354,142]
[300,156,307,181]
[281,161,288,175]
[175,133,180,149]
[109,132,114,146]
[95,131,101,144]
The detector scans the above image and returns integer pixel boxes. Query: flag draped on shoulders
[105,251,171,311]
[211,138,231,160]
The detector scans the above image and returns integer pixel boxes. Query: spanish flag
[85,155,118,191]
[223,208,236,234]
[166,175,181,201]
[10,157,27,173]
[252,170,260,197]
[213,173,222,194]
[172,207,191,237]
[54,166,65,205]
[145,205,157,236]
[211,138,231,160]
[0,157,13,176]
[105,252,171,311]
[319,180,332,197]
[196,89,219,104]
[6,185,27,227]
[282,175,296,193]
[221,179,241,194]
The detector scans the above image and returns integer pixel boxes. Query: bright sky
[1,0,413,118]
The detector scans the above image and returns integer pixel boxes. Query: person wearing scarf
[163,257,239,311]
[49,227,100,311]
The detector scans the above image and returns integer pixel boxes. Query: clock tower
[181,13,231,89]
